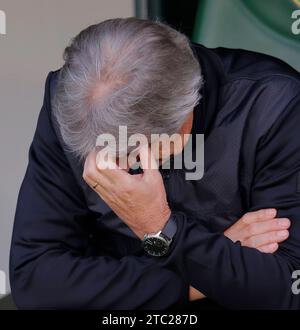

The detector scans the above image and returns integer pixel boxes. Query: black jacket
[10,43,300,309]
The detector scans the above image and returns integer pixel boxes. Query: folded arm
[90,92,300,309]
[179,94,300,309]
[189,208,291,301]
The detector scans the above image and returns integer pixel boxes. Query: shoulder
[191,43,300,108]
[212,47,300,85]
[33,70,64,151]
[191,44,300,147]
[214,48,300,109]
[46,69,61,110]
[213,47,300,125]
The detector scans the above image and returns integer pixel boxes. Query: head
[53,18,203,163]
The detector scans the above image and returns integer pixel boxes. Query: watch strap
[161,213,177,240]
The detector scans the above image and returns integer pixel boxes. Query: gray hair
[53,17,203,160]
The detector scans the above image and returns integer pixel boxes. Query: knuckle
[82,170,89,181]
[242,213,250,224]
[83,164,96,182]
[83,168,92,181]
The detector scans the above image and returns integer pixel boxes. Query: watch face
[143,236,169,257]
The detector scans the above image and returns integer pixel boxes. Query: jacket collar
[190,43,225,136]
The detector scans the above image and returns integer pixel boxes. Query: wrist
[137,207,171,240]
[147,207,171,234]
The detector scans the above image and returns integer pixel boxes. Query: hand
[224,209,290,253]
[83,146,171,240]
[189,208,291,301]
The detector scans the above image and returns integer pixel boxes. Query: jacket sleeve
[9,72,188,310]
[174,92,300,309]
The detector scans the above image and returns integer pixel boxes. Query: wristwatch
[142,214,177,257]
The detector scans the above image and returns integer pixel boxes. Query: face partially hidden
[96,112,194,171]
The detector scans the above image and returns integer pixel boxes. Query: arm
[92,93,300,309]
[9,72,188,310]
[177,93,300,309]
[190,209,291,301]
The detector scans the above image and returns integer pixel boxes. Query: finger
[83,160,114,201]
[239,218,290,240]
[84,167,112,196]
[241,209,277,225]
[258,243,279,254]
[83,150,112,189]
[227,209,278,234]
[127,146,141,169]
[117,154,130,171]
[96,150,132,185]
[243,229,289,248]
[96,149,118,170]
[139,144,158,171]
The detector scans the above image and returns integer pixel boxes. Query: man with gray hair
[10,18,300,309]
